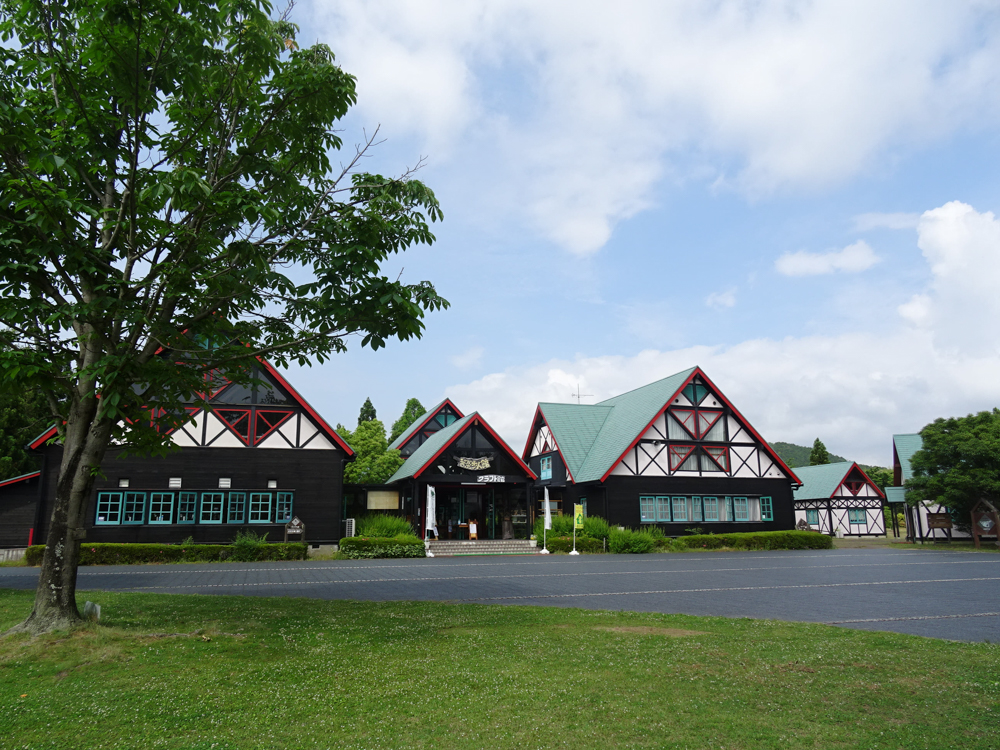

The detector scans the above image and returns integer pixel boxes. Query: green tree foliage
[809,438,832,466]
[389,397,426,443]
[357,397,377,425]
[907,409,1000,526]
[769,441,846,468]
[861,465,893,494]
[0,0,446,634]
[0,386,49,478]
[339,419,404,485]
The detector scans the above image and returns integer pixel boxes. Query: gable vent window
[219,477,232,489]
[267,479,278,489]
[118,478,130,488]
[168,477,182,489]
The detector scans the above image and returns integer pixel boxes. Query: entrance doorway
[426,485,530,540]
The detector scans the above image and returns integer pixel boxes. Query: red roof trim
[28,426,59,450]
[522,406,575,483]
[833,462,886,501]
[414,414,538,480]
[598,367,802,484]
[397,399,466,450]
[258,359,354,456]
[0,471,41,489]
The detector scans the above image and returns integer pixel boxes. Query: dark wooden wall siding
[0,476,41,547]
[527,452,567,486]
[593,476,796,533]
[35,446,345,544]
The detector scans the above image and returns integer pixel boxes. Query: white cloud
[449,346,485,370]
[448,202,1000,464]
[853,212,921,231]
[705,288,737,309]
[775,240,880,276]
[307,1,1000,254]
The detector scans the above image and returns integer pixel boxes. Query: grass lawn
[0,590,997,749]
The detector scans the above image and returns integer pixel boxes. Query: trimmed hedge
[26,542,308,566]
[339,535,426,559]
[538,535,605,554]
[674,530,833,551]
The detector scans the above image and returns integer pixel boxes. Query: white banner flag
[426,486,436,536]
[544,486,552,531]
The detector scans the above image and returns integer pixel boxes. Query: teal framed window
[691,497,703,522]
[760,496,773,522]
[806,509,819,525]
[177,492,198,524]
[149,493,174,524]
[725,496,734,522]
[200,492,224,524]
[95,492,122,525]
[671,496,688,522]
[249,492,271,523]
[122,492,146,525]
[848,509,866,524]
[640,496,657,523]
[656,496,670,522]
[703,497,719,522]
[228,492,246,524]
[540,456,552,480]
[276,493,294,523]
[733,497,749,521]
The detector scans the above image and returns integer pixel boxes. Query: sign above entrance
[457,456,491,471]
[477,474,506,483]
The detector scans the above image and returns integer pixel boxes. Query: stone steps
[426,539,538,557]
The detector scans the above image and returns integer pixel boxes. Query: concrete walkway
[2,547,998,641]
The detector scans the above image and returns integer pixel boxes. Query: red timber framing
[600,367,799,484]
[393,399,465,456]
[413,414,537,480]
[520,406,575,483]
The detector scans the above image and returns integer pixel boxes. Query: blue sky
[280,1,1000,465]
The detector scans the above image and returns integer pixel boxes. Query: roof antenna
[571,384,593,404]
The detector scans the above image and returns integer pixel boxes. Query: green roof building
[792,461,886,536]
[522,367,801,533]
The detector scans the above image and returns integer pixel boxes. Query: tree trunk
[5,410,111,636]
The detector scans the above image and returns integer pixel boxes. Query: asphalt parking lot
[2,547,998,641]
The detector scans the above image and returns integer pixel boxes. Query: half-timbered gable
[389,412,537,540]
[522,366,799,533]
[793,462,886,536]
[389,399,464,458]
[3,359,355,547]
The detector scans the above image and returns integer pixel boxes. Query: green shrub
[228,529,269,562]
[339,534,425,559]
[533,514,612,541]
[539,535,604,554]
[674,530,833,551]
[356,513,413,538]
[25,542,307,566]
[608,528,657,554]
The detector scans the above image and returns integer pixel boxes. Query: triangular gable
[389,412,536,483]
[594,367,800,484]
[388,399,465,452]
[793,462,885,501]
[522,403,613,483]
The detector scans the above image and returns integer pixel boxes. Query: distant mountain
[769,441,847,469]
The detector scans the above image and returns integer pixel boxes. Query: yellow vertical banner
[574,504,584,529]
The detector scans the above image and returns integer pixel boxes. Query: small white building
[886,433,970,541]
[793,462,885,536]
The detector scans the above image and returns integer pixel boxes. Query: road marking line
[828,612,1000,624]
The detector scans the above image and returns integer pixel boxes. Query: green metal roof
[388,399,449,450]
[536,403,613,480]
[792,462,854,500]
[387,413,476,483]
[539,368,697,483]
[893,433,923,482]
[885,486,907,504]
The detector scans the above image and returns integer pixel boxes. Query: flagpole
[570,502,581,555]
[540,486,551,554]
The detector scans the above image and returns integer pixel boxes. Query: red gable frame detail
[28,426,59,450]
[833,462,886,501]
[398,399,465,446]
[520,405,575,483]
[258,359,354,456]
[599,367,801,484]
[0,471,40,489]
[415,414,538,480]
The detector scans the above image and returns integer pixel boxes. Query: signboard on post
[284,516,305,543]
[574,504,584,530]
[971,498,1000,549]
[927,513,952,530]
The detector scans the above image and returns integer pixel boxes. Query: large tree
[907,409,1000,528]
[0,376,49,478]
[389,397,425,443]
[0,0,447,634]
[808,438,831,466]
[337,418,403,485]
